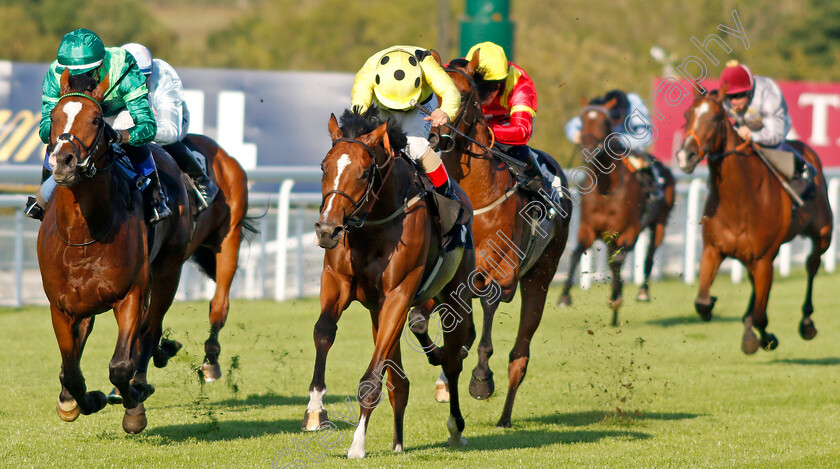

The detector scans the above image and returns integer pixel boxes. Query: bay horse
[677,86,832,353]
[557,97,676,325]
[410,51,573,428]
[303,108,474,458]
[38,69,252,433]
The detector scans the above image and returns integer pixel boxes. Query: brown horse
[409,52,573,428]
[38,69,252,433]
[676,86,832,353]
[557,98,676,325]
[304,108,474,458]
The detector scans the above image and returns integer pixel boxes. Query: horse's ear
[716,82,728,101]
[382,128,392,156]
[360,121,388,149]
[579,96,587,107]
[429,49,442,65]
[328,113,342,141]
[59,68,71,96]
[465,48,479,76]
[604,97,618,109]
[92,73,109,103]
[693,83,705,99]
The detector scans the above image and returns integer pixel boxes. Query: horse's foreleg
[303,269,350,431]
[203,229,243,382]
[385,342,409,453]
[743,258,776,354]
[557,240,588,307]
[348,291,411,459]
[607,243,628,326]
[469,295,499,400]
[637,223,665,302]
[695,245,724,321]
[52,309,105,421]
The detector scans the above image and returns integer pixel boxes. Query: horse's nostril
[331,226,344,239]
[64,155,74,166]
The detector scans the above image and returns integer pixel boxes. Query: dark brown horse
[557,98,675,325]
[38,69,252,433]
[304,108,474,458]
[676,87,832,353]
[410,52,573,428]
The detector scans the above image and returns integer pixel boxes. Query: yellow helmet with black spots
[466,41,509,81]
[373,50,423,110]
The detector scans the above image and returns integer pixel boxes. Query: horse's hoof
[446,416,468,447]
[153,339,183,368]
[695,296,717,322]
[347,444,366,459]
[202,363,222,382]
[435,380,451,403]
[557,294,572,307]
[799,318,818,340]
[448,435,469,447]
[761,333,779,351]
[496,418,512,428]
[469,371,494,400]
[742,328,760,355]
[609,297,623,311]
[107,387,123,405]
[56,398,80,422]
[301,410,329,431]
[122,403,147,434]
[636,288,650,302]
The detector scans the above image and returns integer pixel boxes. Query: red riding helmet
[720,60,754,95]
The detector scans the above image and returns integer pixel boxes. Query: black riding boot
[146,167,172,224]
[163,141,219,212]
[24,167,52,221]
[790,155,817,201]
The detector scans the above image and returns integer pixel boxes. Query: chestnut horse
[557,98,675,325]
[676,87,832,354]
[304,108,474,458]
[410,52,573,428]
[38,70,251,433]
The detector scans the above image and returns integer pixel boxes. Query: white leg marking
[306,387,326,413]
[347,415,367,459]
[322,153,352,218]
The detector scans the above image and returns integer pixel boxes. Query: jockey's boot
[434,178,467,250]
[165,141,218,212]
[523,147,554,196]
[146,167,172,224]
[24,167,52,221]
[790,154,817,201]
[435,177,460,203]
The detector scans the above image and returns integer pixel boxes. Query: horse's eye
[92,117,102,125]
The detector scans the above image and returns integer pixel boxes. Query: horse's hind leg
[303,270,351,431]
[407,300,444,366]
[497,239,561,428]
[439,269,473,447]
[52,310,106,421]
[637,223,664,302]
[557,240,588,307]
[800,235,828,340]
[203,228,243,382]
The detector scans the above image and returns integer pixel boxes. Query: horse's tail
[191,246,217,282]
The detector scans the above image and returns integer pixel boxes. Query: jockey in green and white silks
[26,28,171,224]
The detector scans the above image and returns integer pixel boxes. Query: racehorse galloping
[38,69,251,433]
[411,52,572,427]
[557,97,675,325]
[676,87,832,354]
[304,108,474,458]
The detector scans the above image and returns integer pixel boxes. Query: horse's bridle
[683,99,751,163]
[320,136,395,228]
[441,67,492,158]
[51,92,112,179]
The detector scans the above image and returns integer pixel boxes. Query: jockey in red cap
[719,60,815,199]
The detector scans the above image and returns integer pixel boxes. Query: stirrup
[193,180,219,213]
[148,201,172,225]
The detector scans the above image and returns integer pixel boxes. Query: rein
[53,92,111,178]
[684,106,751,162]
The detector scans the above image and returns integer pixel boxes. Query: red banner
[650,78,840,167]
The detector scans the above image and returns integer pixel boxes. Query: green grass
[2,271,840,467]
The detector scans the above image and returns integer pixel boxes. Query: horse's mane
[339,106,407,153]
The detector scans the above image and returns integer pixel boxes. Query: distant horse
[557,97,675,325]
[410,51,573,428]
[676,86,832,353]
[38,69,252,433]
[304,108,474,458]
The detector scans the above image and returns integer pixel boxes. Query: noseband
[320,137,395,228]
[51,93,111,178]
